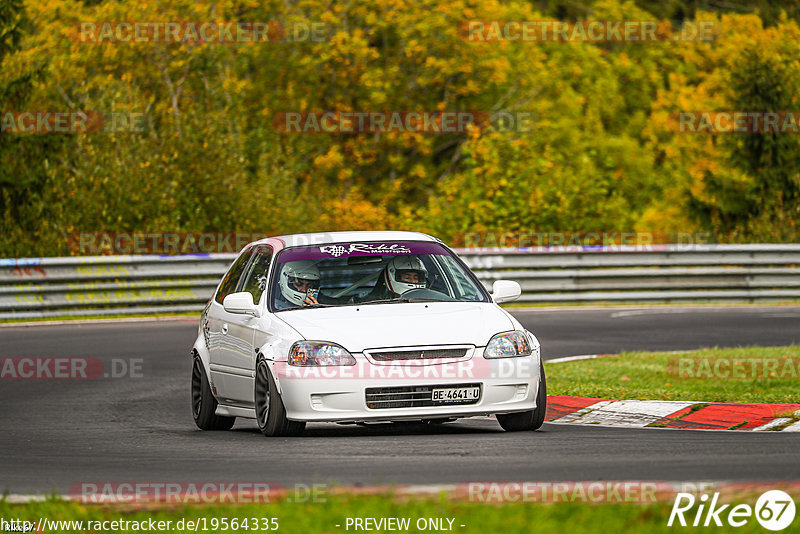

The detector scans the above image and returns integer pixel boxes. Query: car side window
[214,247,255,305]
[240,245,274,303]
[437,255,482,301]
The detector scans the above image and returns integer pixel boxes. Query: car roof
[267,231,441,248]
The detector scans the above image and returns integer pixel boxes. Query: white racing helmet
[384,255,427,295]
[279,260,321,305]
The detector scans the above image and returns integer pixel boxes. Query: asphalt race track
[1,306,799,494]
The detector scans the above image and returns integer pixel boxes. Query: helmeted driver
[358,255,427,302]
[384,255,427,294]
[276,260,321,309]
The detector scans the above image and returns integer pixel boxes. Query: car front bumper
[271,354,541,423]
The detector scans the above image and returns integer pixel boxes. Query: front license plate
[432,386,481,404]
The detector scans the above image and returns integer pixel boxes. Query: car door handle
[222,323,229,335]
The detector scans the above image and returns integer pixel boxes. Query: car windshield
[269,241,488,311]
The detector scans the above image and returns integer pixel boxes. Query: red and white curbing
[552,400,696,428]
[544,396,800,431]
[545,354,800,432]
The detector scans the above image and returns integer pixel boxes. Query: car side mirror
[491,280,521,304]
[223,292,261,317]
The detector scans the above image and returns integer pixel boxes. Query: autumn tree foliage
[1,0,798,256]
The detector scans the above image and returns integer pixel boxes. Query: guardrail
[1,244,799,319]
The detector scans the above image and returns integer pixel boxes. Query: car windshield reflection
[270,241,487,311]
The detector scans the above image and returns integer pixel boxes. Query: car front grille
[369,348,468,361]
[365,383,481,409]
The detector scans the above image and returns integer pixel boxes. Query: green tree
[725,44,800,239]
[682,21,800,241]
[0,0,66,256]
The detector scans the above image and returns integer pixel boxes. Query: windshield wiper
[358,298,412,305]
[358,297,450,305]
[302,303,334,308]
[274,303,333,311]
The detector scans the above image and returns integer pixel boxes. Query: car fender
[256,340,283,394]
[191,331,214,386]
[500,306,524,330]
[191,302,214,381]
[255,337,301,395]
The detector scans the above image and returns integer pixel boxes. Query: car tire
[255,357,306,437]
[192,356,236,430]
[496,363,547,432]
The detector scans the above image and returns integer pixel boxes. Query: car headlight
[484,331,533,358]
[289,341,356,366]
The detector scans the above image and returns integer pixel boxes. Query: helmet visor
[289,276,320,291]
[394,269,426,285]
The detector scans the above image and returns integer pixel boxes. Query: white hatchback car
[191,231,546,436]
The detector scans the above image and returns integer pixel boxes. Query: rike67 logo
[668,490,795,531]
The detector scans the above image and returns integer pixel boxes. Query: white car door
[214,244,274,406]
[207,246,254,403]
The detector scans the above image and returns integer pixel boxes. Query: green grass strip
[0,493,777,534]
[548,345,800,404]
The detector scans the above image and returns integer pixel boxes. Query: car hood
[275,302,514,353]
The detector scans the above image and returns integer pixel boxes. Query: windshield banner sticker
[320,243,412,257]
[278,241,446,262]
